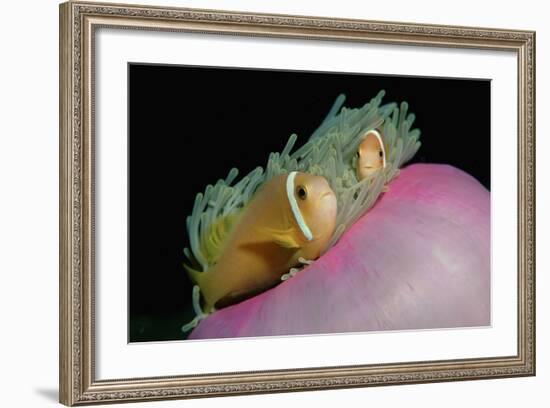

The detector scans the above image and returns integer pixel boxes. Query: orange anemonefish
[356,129,386,180]
[186,171,337,312]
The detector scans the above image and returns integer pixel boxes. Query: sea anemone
[183,91,421,271]
[189,164,491,339]
[181,91,422,331]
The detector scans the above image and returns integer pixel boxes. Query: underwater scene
[129,64,490,342]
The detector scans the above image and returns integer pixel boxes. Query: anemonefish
[356,129,386,180]
[186,171,337,313]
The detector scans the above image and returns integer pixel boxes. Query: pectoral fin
[255,225,301,249]
[273,234,301,249]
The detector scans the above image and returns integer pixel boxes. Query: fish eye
[379,150,384,158]
[356,151,360,158]
[296,185,308,200]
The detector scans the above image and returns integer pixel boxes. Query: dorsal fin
[200,211,241,268]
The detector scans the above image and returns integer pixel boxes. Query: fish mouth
[362,165,380,170]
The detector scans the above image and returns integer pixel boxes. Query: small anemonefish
[356,129,386,180]
[186,171,337,312]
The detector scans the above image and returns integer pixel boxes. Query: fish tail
[183,263,216,313]
[184,262,204,286]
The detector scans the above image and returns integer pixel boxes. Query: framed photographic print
[59,1,536,405]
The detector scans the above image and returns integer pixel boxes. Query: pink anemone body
[189,164,491,340]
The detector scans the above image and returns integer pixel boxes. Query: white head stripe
[365,129,386,168]
[286,171,313,241]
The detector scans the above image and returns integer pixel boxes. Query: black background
[128,63,491,342]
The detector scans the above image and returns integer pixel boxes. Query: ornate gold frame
[59,1,536,405]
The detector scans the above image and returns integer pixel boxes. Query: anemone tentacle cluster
[183,90,421,274]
